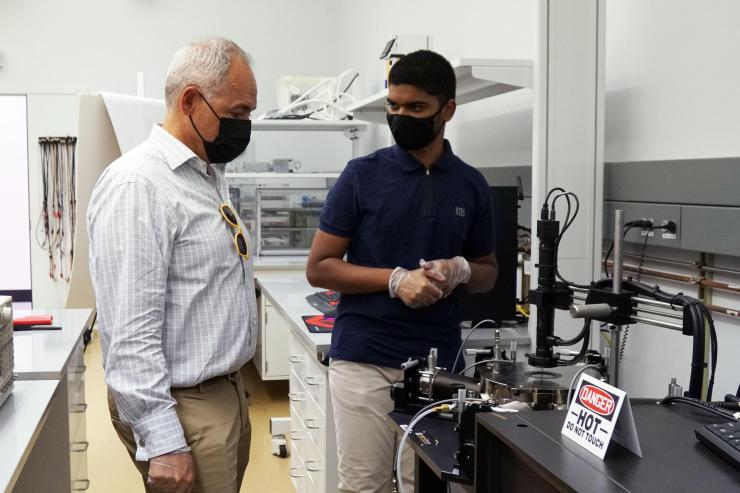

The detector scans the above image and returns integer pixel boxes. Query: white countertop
[254,272,530,363]
[0,380,58,493]
[13,309,93,380]
[255,272,329,357]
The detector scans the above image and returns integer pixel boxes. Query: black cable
[659,396,737,421]
[594,277,713,400]
[547,190,590,289]
[558,319,592,366]
[553,192,579,245]
[544,187,566,206]
[555,318,591,346]
[555,268,591,290]
[701,303,718,401]
[635,230,650,282]
[619,227,652,364]
[603,225,636,277]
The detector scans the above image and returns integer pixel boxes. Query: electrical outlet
[660,220,678,239]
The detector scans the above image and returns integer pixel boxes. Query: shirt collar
[148,124,204,172]
[393,139,455,173]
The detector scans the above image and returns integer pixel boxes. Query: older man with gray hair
[88,37,257,493]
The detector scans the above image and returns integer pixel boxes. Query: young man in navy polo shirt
[306,50,498,492]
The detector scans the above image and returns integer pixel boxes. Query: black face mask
[386,102,447,151]
[190,93,251,163]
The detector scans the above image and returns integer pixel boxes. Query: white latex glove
[389,266,445,308]
[420,256,471,297]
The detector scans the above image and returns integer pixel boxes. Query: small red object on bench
[13,315,54,327]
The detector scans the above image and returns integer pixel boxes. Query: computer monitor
[457,186,518,324]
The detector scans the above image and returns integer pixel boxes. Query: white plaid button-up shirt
[88,124,257,460]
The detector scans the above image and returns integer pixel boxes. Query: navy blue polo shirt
[319,140,495,371]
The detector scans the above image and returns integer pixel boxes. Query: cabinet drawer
[289,440,307,493]
[67,366,86,406]
[288,344,307,377]
[302,392,325,454]
[303,430,325,493]
[71,415,88,452]
[289,370,308,419]
[302,363,326,415]
[71,448,90,491]
[289,333,327,412]
[69,403,85,442]
[289,404,307,460]
[68,371,86,409]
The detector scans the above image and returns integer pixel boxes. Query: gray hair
[164,37,252,109]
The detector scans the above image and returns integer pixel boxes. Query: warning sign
[561,374,642,459]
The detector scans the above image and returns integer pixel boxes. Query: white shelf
[225,172,340,179]
[251,119,367,131]
[348,58,533,123]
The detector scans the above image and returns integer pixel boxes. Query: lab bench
[4,308,93,492]
[254,272,530,493]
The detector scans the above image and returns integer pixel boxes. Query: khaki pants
[329,359,415,493]
[108,371,251,493]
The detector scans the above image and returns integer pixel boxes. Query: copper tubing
[705,304,740,319]
[702,279,740,294]
[604,261,695,284]
[604,260,740,319]
[605,261,740,294]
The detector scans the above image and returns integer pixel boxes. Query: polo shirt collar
[394,139,455,172]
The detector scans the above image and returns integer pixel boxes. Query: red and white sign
[578,385,616,417]
[561,374,642,460]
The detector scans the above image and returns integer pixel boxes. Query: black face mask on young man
[386,101,447,151]
[189,92,252,164]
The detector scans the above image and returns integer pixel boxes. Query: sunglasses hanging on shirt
[219,203,250,260]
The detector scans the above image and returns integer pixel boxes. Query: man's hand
[147,452,195,493]
[389,267,445,308]
[420,257,471,297]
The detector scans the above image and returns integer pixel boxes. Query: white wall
[605,0,740,161]
[0,0,340,114]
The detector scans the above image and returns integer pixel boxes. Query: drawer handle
[72,479,91,491]
[289,467,306,478]
[289,430,304,440]
[304,375,324,386]
[304,417,322,429]
[71,441,90,453]
[289,354,305,363]
[69,365,87,375]
[71,403,88,414]
[306,460,324,472]
[288,392,305,402]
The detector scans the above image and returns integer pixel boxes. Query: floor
[84,331,292,492]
